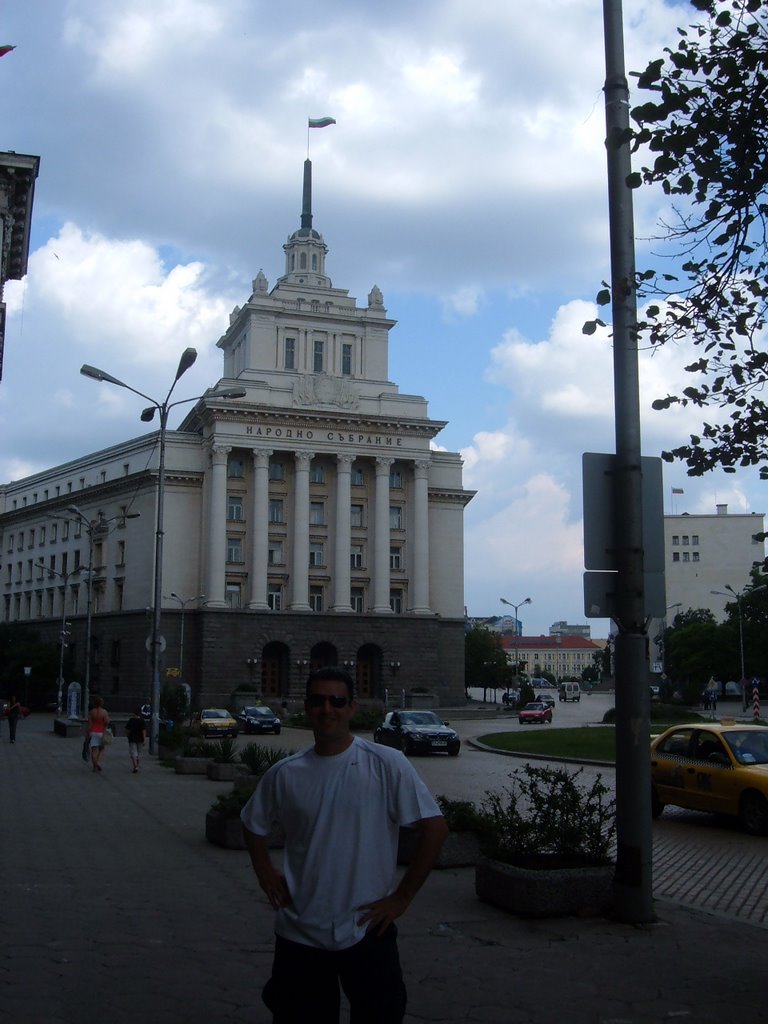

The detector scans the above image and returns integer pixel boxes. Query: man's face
[305,678,357,744]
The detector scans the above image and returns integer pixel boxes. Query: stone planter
[175,755,212,775]
[398,826,482,869]
[475,856,614,918]
[205,810,285,850]
[206,761,241,782]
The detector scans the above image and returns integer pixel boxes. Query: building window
[389,505,402,530]
[228,457,245,478]
[309,542,324,567]
[117,541,126,566]
[269,461,285,481]
[116,581,124,611]
[269,499,284,524]
[692,534,699,545]
[313,339,324,373]
[351,504,364,528]
[310,463,325,484]
[351,587,364,613]
[285,337,296,370]
[351,544,364,569]
[123,463,130,476]
[17,531,23,550]
[60,552,67,574]
[267,584,282,611]
[40,526,46,545]
[390,589,403,614]
[62,521,69,541]
[28,529,35,548]
[74,521,82,539]
[228,495,244,521]
[389,468,402,488]
[227,537,243,562]
[268,540,284,565]
[26,559,33,581]
[672,552,680,562]
[351,467,364,487]
[390,545,402,570]
[309,501,325,526]
[342,343,352,376]
[6,534,12,553]
[51,523,57,542]
[682,551,690,562]
[225,583,242,608]
[682,535,689,545]
[672,535,679,545]
[692,551,700,562]
[309,585,324,612]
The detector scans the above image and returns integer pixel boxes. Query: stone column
[411,459,432,614]
[248,448,272,610]
[205,443,231,607]
[290,450,313,610]
[331,454,354,611]
[372,457,394,613]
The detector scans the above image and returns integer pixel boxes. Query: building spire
[301,158,312,231]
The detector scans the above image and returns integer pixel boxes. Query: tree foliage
[586,0,768,477]
[464,624,511,690]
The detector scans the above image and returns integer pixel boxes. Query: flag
[308,116,336,128]
[0,45,16,58]
[672,487,684,494]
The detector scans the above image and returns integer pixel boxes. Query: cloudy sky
[2,0,761,637]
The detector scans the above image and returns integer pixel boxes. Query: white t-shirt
[241,735,441,950]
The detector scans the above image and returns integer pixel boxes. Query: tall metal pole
[602,0,653,923]
[150,405,169,756]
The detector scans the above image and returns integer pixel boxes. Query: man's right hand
[257,863,291,910]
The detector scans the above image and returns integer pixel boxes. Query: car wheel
[403,737,415,756]
[448,744,460,756]
[740,791,768,836]
[651,786,664,819]
[274,726,281,735]
[518,717,524,725]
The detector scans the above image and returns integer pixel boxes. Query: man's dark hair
[305,665,355,701]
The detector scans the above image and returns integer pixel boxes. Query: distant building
[500,634,601,682]
[549,620,591,640]
[0,150,40,381]
[0,159,474,708]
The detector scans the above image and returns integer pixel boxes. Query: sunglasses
[306,693,351,709]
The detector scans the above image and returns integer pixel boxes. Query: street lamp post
[500,596,532,696]
[81,351,245,754]
[167,592,205,679]
[39,559,82,715]
[711,584,768,685]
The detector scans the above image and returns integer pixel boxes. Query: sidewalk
[1,714,766,1024]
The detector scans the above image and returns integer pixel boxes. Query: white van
[558,682,581,702]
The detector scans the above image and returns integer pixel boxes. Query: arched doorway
[356,644,383,700]
[309,641,338,672]
[262,641,289,699]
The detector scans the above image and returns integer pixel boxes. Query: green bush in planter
[238,742,295,776]
[181,737,215,758]
[435,796,486,834]
[209,737,239,764]
[209,779,260,819]
[210,745,295,820]
[477,764,615,868]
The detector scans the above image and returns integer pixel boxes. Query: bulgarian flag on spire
[308,116,336,128]
[0,45,16,58]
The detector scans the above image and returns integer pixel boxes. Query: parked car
[651,723,768,835]
[236,705,282,735]
[374,710,460,756]
[536,692,555,709]
[518,702,553,725]
[558,682,581,702]
[197,708,239,738]
[501,689,520,705]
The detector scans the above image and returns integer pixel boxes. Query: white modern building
[0,160,475,708]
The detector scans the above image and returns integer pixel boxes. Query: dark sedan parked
[374,710,460,756]
[236,706,282,735]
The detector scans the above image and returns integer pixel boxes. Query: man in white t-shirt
[241,666,448,1023]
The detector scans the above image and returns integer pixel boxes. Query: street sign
[145,635,167,653]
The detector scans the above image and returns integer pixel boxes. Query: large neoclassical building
[0,160,474,708]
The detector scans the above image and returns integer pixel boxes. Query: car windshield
[524,703,544,710]
[722,730,768,765]
[399,712,441,726]
[249,708,272,717]
[203,710,225,719]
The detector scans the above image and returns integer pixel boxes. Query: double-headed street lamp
[81,350,245,754]
[167,592,206,680]
[711,583,768,684]
[500,596,532,692]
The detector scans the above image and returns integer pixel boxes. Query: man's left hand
[356,892,410,935]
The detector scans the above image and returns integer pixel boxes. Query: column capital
[208,443,232,465]
[336,453,355,470]
[251,448,273,468]
[375,456,395,472]
[295,451,315,471]
[413,459,431,478]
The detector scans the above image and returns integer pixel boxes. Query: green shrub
[209,737,239,764]
[209,780,260,819]
[435,796,485,833]
[239,742,294,776]
[477,764,615,867]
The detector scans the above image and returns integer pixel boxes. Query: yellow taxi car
[198,708,239,738]
[651,722,768,835]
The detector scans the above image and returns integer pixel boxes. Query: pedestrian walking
[125,707,146,773]
[87,696,110,772]
[241,665,448,1024]
[7,696,21,743]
